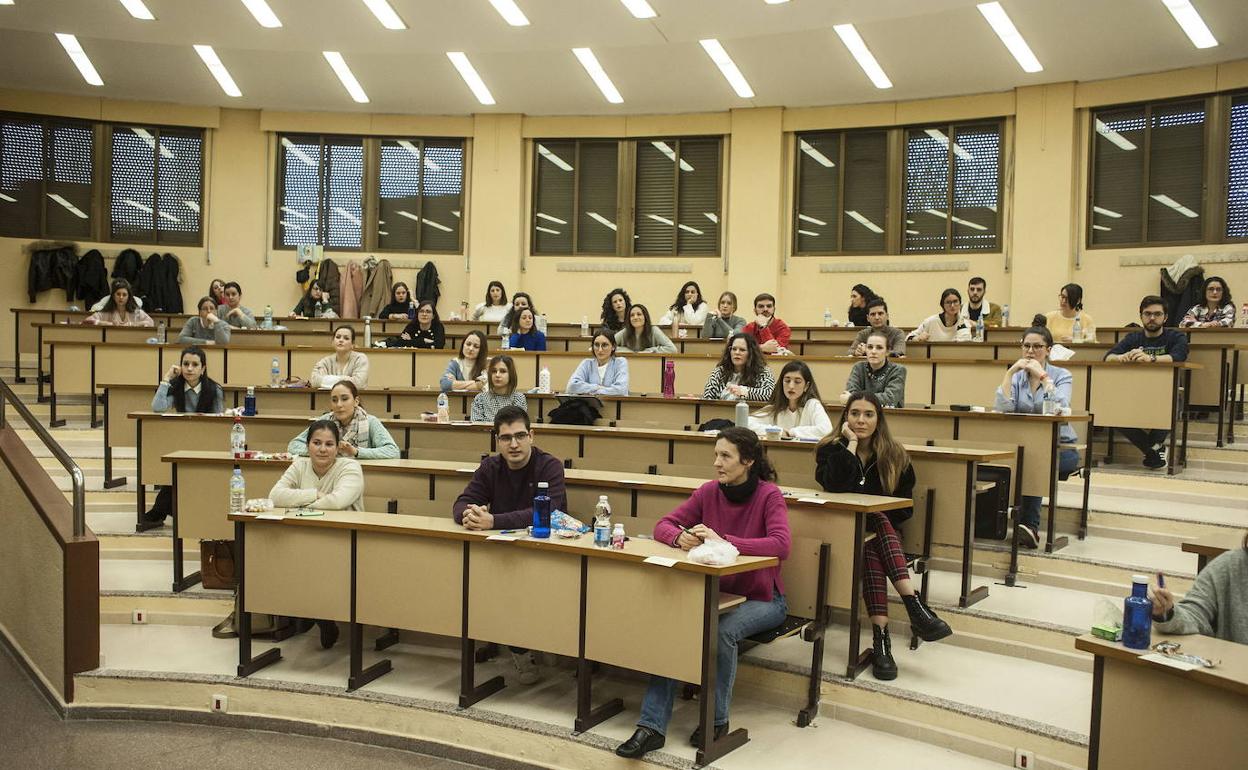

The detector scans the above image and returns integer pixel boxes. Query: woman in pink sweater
[616,427,791,759]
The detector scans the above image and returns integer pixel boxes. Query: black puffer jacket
[112,248,143,283]
[28,245,78,302]
[75,249,110,307]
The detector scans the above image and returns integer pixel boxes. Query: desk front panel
[356,532,462,637]
[16,310,55,364]
[141,418,297,485]
[1086,366,1172,430]
[955,419,1050,499]
[177,462,282,541]
[467,543,580,657]
[389,391,460,420]
[50,344,95,396]
[244,523,351,622]
[910,457,973,548]
[107,387,153,447]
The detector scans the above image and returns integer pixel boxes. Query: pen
[677,524,703,541]
[499,529,520,535]
[1157,572,1166,589]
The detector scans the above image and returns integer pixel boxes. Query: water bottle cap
[1132,574,1150,584]
[598,495,608,502]
[537,481,549,489]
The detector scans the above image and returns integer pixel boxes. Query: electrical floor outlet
[1015,748,1035,769]
[211,694,228,713]
[131,609,147,624]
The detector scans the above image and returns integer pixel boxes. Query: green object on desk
[1092,622,1122,642]
[293,509,323,518]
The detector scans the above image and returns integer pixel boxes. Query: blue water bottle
[1122,575,1153,650]
[243,385,257,416]
[531,482,552,539]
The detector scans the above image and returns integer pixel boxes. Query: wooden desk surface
[1075,633,1248,698]
[1180,532,1245,559]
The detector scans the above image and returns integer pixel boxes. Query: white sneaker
[510,650,539,685]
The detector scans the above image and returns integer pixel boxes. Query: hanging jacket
[358,258,393,318]
[341,260,363,319]
[111,248,143,284]
[317,259,342,316]
[415,261,440,306]
[75,249,110,308]
[1160,264,1204,329]
[27,244,78,302]
[134,252,162,306]
[157,253,184,313]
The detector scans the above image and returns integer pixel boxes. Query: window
[378,138,464,252]
[109,125,204,245]
[793,130,888,254]
[530,137,721,256]
[904,122,1001,252]
[276,135,364,249]
[0,114,94,239]
[1226,93,1248,239]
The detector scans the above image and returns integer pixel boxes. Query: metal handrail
[0,375,86,537]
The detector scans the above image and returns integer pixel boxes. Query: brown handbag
[200,539,237,590]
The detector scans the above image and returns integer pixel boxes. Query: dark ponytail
[717,427,778,483]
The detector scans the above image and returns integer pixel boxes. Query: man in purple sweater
[451,405,567,684]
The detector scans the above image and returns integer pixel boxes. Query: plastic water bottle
[611,523,625,550]
[1002,304,1011,327]
[407,302,416,320]
[229,467,245,514]
[244,386,257,416]
[230,415,246,458]
[1042,379,1057,415]
[157,320,167,344]
[976,315,985,342]
[593,496,612,548]
[662,360,676,399]
[436,392,449,423]
[1122,575,1153,650]
[1072,315,1083,343]
[537,314,548,333]
[823,308,832,327]
[270,356,281,387]
[531,482,552,539]
[364,316,372,348]
[500,330,510,350]
[580,315,590,337]
[1240,303,1248,328]
[735,400,749,427]
[539,366,551,394]
[264,304,273,329]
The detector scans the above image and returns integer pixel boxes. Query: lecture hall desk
[1180,530,1244,572]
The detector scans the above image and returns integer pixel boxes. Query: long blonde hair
[821,391,911,493]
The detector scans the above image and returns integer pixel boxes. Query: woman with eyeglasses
[907,288,970,342]
[1180,276,1235,328]
[567,331,630,396]
[397,300,445,349]
[1045,283,1096,343]
[994,325,1079,550]
[286,380,399,460]
[471,355,528,423]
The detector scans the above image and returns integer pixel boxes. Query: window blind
[794,132,840,254]
[841,130,888,252]
[0,116,47,237]
[1146,101,1204,243]
[1229,94,1248,239]
[532,140,575,254]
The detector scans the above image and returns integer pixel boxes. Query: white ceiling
[0,0,1245,116]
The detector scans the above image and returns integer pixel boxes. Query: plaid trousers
[862,511,911,618]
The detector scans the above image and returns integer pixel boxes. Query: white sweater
[268,457,365,511]
[749,398,833,440]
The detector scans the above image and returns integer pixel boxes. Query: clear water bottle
[593,495,612,548]
[976,315,985,342]
[244,386,257,416]
[537,314,548,333]
[1042,379,1057,416]
[363,316,372,348]
[229,467,245,514]
[1122,575,1153,650]
[436,391,449,423]
[611,522,625,550]
[662,360,675,398]
[230,415,246,458]
[539,366,551,394]
[735,400,749,427]
[157,320,167,344]
[1072,315,1083,343]
[270,356,281,387]
[1002,304,1011,327]
[580,315,590,337]
[823,308,832,327]
[264,304,273,329]
[531,482,552,539]
[500,330,510,350]
[1240,303,1248,328]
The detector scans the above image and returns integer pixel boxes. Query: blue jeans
[638,590,787,733]
[1020,447,1080,530]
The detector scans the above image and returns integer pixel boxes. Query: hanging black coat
[1160,265,1204,328]
[111,248,143,284]
[27,245,78,302]
[156,253,184,313]
[415,261,440,306]
[74,249,110,308]
[134,252,163,307]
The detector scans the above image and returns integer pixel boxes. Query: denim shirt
[993,363,1078,443]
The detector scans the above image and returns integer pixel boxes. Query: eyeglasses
[1141,311,1165,319]
[1021,343,1048,351]
[496,431,530,445]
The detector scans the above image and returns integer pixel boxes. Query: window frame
[529,139,626,256]
[0,111,100,240]
[791,128,892,256]
[103,122,206,247]
[901,119,1004,254]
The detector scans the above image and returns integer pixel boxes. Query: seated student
[309,325,370,389]
[287,380,399,459]
[908,288,971,342]
[472,280,510,323]
[702,333,776,402]
[208,278,227,309]
[702,291,747,339]
[1149,532,1247,645]
[179,296,232,344]
[453,405,567,683]
[847,283,877,327]
[659,280,710,328]
[1180,276,1235,328]
[143,346,224,524]
[83,279,154,326]
[599,288,632,334]
[290,280,336,318]
[615,304,678,353]
[814,392,951,681]
[270,418,365,649]
[1104,295,1189,470]
[218,282,258,329]
[842,331,907,407]
[567,331,630,396]
[994,325,1079,548]
[961,276,1003,328]
[1044,283,1096,343]
[616,428,790,759]
[379,282,416,320]
[508,307,547,351]
[396,300,445,349]
[471,355,528,423]
[847,298,906,357]
[89,292,143,312]
[440,330,490,393]
[742,293,791,353]
[498,292,535,335]
[748,360,832,440]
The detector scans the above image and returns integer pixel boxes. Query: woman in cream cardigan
[309,325,370,389]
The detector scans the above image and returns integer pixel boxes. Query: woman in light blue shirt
[567,331,630,396]
[993,325,1079,550]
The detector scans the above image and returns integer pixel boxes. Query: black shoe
[902,594,952,642]
[318,620,339,649]
[616,726,665,758]
[1016,523,1039,550]
[1143,450,1166,470]
[872,625,898,681]
[141,509,167,525]
[689,721,729,746]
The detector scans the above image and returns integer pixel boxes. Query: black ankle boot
[872,624,898,681]
[902,594,952,642]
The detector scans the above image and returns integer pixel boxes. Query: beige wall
[5,60,1248,362]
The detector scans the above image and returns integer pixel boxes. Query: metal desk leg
[695,574,748,767]
[960,464,989,607]
[348,532,392,691]
[236,520,281,677]
[574,556,622,733]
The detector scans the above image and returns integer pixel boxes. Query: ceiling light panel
[0,1,15,6]
[488,0,529,26]
[55,33,104,86]
[323,51,370,103]
[240,0,281,28]
[193,45,242,97]
[619,0,656,18]
[362,0,406,30]
[119,0,155,20]
[699,39,754,99]
[833,24,892,89]
[1161,0,1217,49]
[976,2,1042,73]
[447,51,496,106]
[572,48,623,104]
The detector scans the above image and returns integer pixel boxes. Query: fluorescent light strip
[572,48,623,104]
[361,0,406,30]
[184,200,200,213]
[47,193,89,219]
[1150,194,1199,218]
[799,139,835,168]
[281,139,318,167]
[397,139,442,172]
[1094,119,1138,151]
[279,220,301,229]
[704,212,718,223]
[1092,225,1112,232]
[536,212,567,224]
[846,210,884,233]
[619,0,656,18]
[651,141,693,171]
[159,211,181,224]
[647,213,675,226]
[924,128,973,161]
[452,210,461,218]
[422,218,453,232]
[0,1,15,5]
[323,51,369,103]
[396,210,420,221]
[797,229,820,237]
[281,205,309,219]
[699,39,754,99]
[488,0,529,26]
[332,206,362,225]
[123,198,153,213]
[537,143,572,171]
[1093,206,1122,218]
[240,0,281,28]
[447,51,496,106]
[833,24,892,89]
[131,127,175,158]
[587,212,617,230]
[765,1,790,4]
[976,2,1042,73]
[1161,0,1217,49]
[378,230,389,235]
[535,226,561,235]
[193,45,242,98]
[798,213,827,226]
[926,207,989,231]
[55,33,104,86]
[0,192,17,202]
[678,224,704,235]
[905,229,920,235]
[119,0,156,20]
